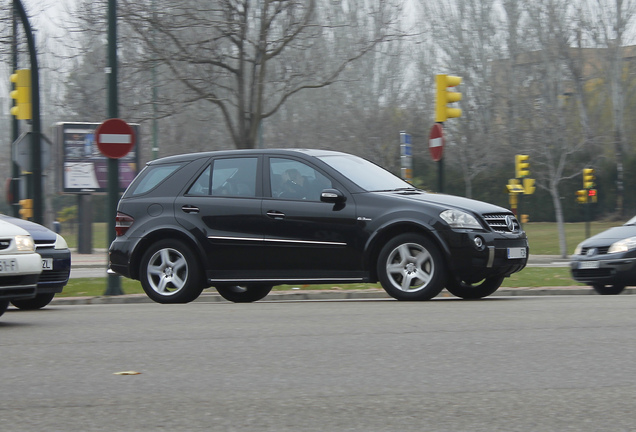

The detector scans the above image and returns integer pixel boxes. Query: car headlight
[15,235,35,252]
[440,209,482,229]
[574,243,583,255]
[54,234,68,250]
[608,236,636,254]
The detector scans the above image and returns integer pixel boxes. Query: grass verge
[59,267,584,298]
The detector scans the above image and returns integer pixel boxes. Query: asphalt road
[2,296,636,431]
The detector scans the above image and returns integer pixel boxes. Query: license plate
[0,259,18,273]
[507,247,527,259]
[579,261,600,269]
[42,258,53,270]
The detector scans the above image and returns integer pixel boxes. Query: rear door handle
[182,205,200,214]
[266,210,285,220]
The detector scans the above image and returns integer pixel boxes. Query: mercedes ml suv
[109,149,528,303]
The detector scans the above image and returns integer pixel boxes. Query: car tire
[377,233,445,301]
[445,275,505,299]
[11,293,56,310]
[139,239,204,304]
[592,284,625,295]
[216,284,273,303]
[0,300,8,318]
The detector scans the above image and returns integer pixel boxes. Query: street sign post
[429,123,444,162]
[95,118,136,159]
[400,132,413,182]
[429,123,445,192]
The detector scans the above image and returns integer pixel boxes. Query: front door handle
[266,210,285,220]
[182,205,200,214]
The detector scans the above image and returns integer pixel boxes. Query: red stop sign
[95,118,136,159]
[429,123,444,162]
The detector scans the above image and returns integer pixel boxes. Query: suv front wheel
[377,233,445,301]
[139,239,204,304]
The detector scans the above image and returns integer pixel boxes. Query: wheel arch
[129,228,207,282]
[365,221,451,282]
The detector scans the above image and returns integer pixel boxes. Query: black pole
[13,0,42,224]
[585,202,591,239]
[105,0,123,295]
[11,9,20,218]
[437,158,444,193]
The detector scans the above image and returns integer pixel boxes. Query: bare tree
[418,0,510,198]
[117,0,406,149]
[585,0,636,217]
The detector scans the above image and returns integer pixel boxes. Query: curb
[50,286,636,305]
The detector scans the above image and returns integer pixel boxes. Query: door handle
[266,210,285,220]
[181,205,200,214]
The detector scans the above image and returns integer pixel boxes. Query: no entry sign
[95,118,136,159]
[429,123,444,162]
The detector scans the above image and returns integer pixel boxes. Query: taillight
[115,212,134,236]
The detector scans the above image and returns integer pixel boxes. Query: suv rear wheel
[445,275,505,299]
[377,233,445,301]
[139,239,204,304]
[216,284,273,303]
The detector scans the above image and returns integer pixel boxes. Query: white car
[0,219,42,318]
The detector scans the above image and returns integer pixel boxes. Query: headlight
[54,234,68,250]
[440,209,482,229]
[15,235,35,252]
[608,236,636,254]
[574,243,583,255]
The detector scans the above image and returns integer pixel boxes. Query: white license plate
[507,247,527,259]
[579,261,600,269]
[0,259,18,272]
[42,258,53,270]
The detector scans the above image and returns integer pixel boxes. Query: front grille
[572,268,612,278]
[0,240,10,250]
[579,246,610,255]
[482,213,520,233]
[39,269,71,283]
[35,242,56,250]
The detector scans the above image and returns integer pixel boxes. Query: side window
[210,157,258,197]
[129,163,183,196]
[269,158,332,201]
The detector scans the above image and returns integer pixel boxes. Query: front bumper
[36,248,71,292]
[443,230,529,282]
[570,255,636,286]
[0,252,41,301]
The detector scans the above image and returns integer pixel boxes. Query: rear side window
[129,163,183,196]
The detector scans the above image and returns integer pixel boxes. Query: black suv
[109,149,528,302]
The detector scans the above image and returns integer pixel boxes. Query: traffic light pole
[13,0,42,224]
[11,10,20,218]
[104,0,123,296]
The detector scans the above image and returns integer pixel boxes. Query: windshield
[318,154,413,192]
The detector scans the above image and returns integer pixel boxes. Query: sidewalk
[53,251,633,305]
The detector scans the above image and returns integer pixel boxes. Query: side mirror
[320,188,346,204]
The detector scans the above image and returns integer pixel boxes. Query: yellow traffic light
[19,199,33,219]
[583,168,595,189]
[435,74,462,122]
[10,69,32,120]
[523,178,536,195]
[588,188,598,204]
[521,214,529,224]
[515,154,530,178]
[576,189,588,204]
